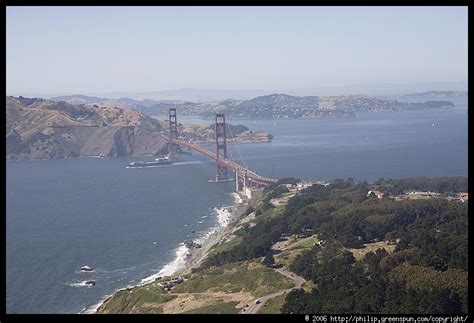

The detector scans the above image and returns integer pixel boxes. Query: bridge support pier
[234,170,250,192]
[235,170,239,191]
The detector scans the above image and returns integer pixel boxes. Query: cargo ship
[128,156,172,168]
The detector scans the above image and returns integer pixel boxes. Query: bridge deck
[169,138,278,185]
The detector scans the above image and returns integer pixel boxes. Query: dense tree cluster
[283,249,465,314]
[373,177,468,196]
[201,177,468,313]
[282,178,468,314]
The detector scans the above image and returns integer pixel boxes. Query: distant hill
[176,122,272,144]
[136,93,455,119]
[139,94,355,119]
[47,91,459,120]
[6,96,169,160]
[387,91,467,106]
[120,88,271,102]
[47,88,270,102]
[286,81,467,97]
[50,95,162,109]
[397,90,467,98]
[50,95,110,105]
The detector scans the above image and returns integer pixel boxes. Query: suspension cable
[226,123,248,170]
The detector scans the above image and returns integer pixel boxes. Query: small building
[171,277,184,284]
[244,186,261,199]
[158,276,184,290]
[279,233,291,241]
[459,192,468,203]
[314,181,330,187]
[296,181,314,191]
[297,228,314,238]
[367,190,384,199]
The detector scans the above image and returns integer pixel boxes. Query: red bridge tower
[215,113,228,181]
[169,108,178,154]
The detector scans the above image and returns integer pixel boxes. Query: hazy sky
[6,6,468,95]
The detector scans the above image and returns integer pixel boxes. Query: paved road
[239,266,306,314]
[240,235,313,314]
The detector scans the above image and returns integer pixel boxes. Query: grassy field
[256,293,287,314]
[275,249,299,269]
[264,205,285,219]
[274,235,318,268]
[347,240,397,261]
[171,261,293,297]
[286,236,318,250]
[210,235,244,254]
[98,283,177,314]
[181,300,240,314]
[301,280,317,292]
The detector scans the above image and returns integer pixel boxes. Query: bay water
[6,104,467,313]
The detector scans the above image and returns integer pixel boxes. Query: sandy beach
[93,192,247,314]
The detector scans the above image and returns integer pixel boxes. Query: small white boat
[81,265,93,272]
[154,155,170,162]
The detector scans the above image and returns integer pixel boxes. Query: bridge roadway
[169,138,278,186]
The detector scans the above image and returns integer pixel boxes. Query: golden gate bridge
[165,108,278,191]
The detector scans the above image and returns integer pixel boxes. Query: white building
[367,190,384,199]
[244,186,256,199]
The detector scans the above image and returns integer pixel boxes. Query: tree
[262,252,275,267]
[244,205,254,216]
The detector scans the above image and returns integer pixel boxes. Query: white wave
[213,206,232,228]
[231,192,243,204]
[139,243,189,285]
[193,228,218,246]
[80,295,112,314]
[67,281,94,288]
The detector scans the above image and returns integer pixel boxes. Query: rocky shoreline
[185,196,248,273]
[94,192,248,314]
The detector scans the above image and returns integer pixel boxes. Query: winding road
[239,266,306,314]
[239,236,318,314]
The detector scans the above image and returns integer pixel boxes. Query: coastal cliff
[6,96,169,160]
[6,96,272,160]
